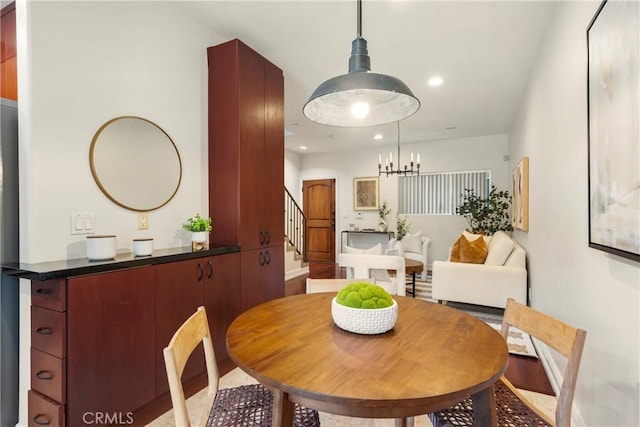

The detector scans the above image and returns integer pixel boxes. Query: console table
[341,231,395,252]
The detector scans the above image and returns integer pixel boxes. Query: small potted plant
[183,213,212,251]
[331,282,398,334]
[396,214,411,240]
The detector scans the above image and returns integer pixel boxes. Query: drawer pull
[35,288,53,295]
[36,327,53,335]
[33,414,51,425]
[36,370,53,380]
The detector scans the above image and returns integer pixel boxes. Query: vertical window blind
[398,170,491,215]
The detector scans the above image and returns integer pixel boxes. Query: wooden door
[303,179,336,262]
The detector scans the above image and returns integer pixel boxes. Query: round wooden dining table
[226,293,508,427]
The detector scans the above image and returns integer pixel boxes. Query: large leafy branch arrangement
[456,185,513,235]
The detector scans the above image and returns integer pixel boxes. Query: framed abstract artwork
[353,177,379,211]
[587,0,640,261]
[511,157,529,231]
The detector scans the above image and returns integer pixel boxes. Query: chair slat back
[306,278,372,294]
[164,306,219,426]
[501,298,587,427]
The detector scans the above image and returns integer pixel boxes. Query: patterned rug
[408,280,537,358]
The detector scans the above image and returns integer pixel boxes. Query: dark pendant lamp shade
[303,1,420,127]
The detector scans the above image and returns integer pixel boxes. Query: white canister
[86,235,117,261]
[133,238,153,257]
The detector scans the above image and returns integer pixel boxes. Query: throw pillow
[450,235,463,262]
[484,233,514,266]
[402,231,423,254]
[344,243,382,255]
[459,235,488,264]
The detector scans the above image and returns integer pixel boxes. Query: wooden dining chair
[163,306,321,426]
[429,298,587,427]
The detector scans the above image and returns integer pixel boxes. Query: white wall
[285,149,302,203]
[16,2,227,425]
[509,1,639,425]
[299,134,510,263]
[20,1,226,264]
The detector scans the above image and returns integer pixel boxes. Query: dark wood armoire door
[303,179,336,262]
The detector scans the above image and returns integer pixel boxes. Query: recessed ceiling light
[428,76,444,87]
[374,134,383,140]
[299,146,308,150]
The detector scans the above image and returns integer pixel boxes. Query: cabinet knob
[36,371,53,380]
[259,230,266,245]
[207,260,213,278]
[197,263,204,281]
[33,415,51,426]
[36,327,53,335]
[265,230,271,244]
[259,252,266,266]
[264,251,271,265]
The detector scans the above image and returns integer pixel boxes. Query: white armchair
[337,253,406,296]
[387,231,430,281]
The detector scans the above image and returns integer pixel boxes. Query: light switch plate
[70,212,94,235]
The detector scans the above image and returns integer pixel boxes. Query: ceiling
[179,1,555,154]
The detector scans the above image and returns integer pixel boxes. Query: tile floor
[148,368,557,426]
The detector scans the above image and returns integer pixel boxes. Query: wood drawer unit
[28,390,63,427]
[31,305,66,358]
[31,348,66,404]
[30,279,66,426]
[31,279,66,311]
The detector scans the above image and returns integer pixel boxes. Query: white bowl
[331,297,398,335]
[133,238,153,256]
[86,235,116,261]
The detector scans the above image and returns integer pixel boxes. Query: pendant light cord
[357,0,362,38]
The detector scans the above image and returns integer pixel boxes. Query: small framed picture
[511,157,529,231]
[353,177,379,211]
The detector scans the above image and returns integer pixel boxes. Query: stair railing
[285,188,306,260]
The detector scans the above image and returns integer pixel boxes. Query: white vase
[191,231,209,251]
[378,219,388,232]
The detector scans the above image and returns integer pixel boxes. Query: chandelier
[378,122,420,176]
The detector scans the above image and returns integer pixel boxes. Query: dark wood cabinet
[67,267,156,426]
[25,250,241,426]
[204,252,241,362]
[1,2,17,100]
[208,39,285,311]
[155,259,206,396]
[240,248,285,310]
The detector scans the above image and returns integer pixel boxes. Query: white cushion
[402,231,423,254]
[484,232,514,266]
[344,243,383,255]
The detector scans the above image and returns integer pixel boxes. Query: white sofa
[431,231,527,308]
[387,231,430,281]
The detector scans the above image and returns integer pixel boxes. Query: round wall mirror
[90,116,182,212]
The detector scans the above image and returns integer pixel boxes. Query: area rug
[408,280,537,358]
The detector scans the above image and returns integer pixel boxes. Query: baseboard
[284,266,309,281]
[534,340,585,425]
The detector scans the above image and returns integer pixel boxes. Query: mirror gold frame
[90,116,182,212]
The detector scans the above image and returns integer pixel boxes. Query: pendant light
[303,0,420,127]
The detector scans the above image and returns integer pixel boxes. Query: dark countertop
[2,244,241,281]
